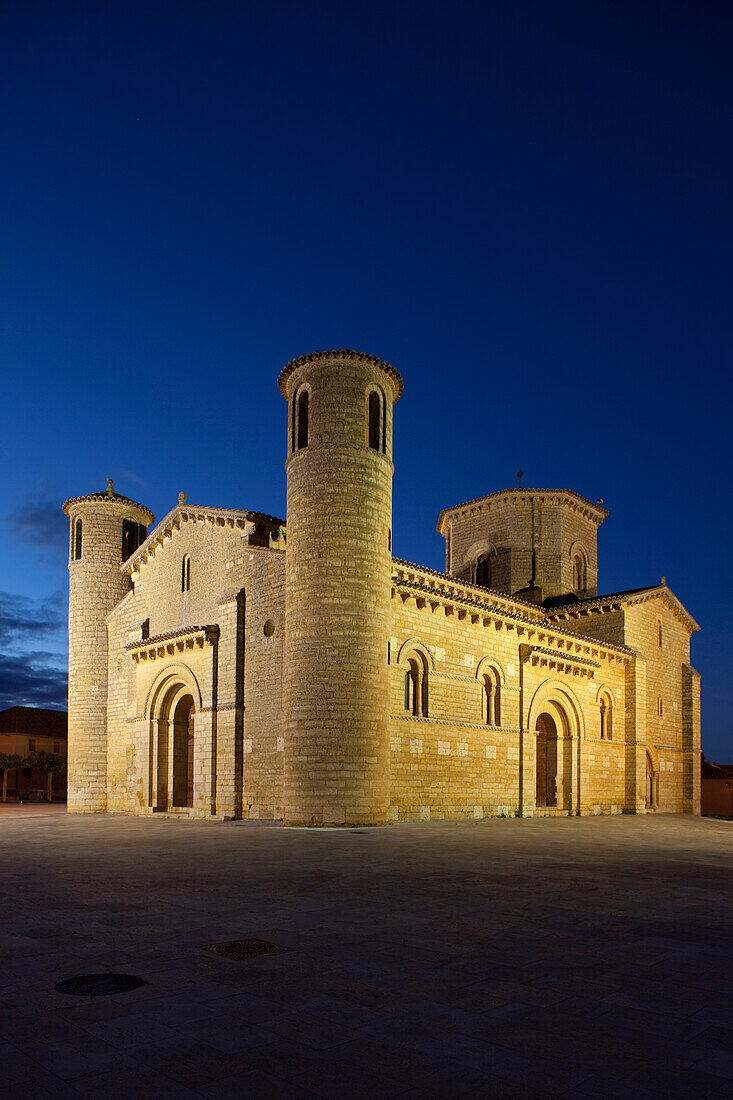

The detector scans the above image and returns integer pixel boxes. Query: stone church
[64,350,701,824]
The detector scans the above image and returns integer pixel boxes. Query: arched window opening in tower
[368,390,379,450]
[573,554,585,592]
[296,388,309,450]
[368,388,386,453]
[475,554,491,587]
[73,517,82,561]
[122,520,146,562]
[483,671,501,725]
[181,554,191,593]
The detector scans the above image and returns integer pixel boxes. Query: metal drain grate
[204,938,283,960]
[54,973,148,997]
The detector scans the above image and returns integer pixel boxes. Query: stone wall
[389,564,629,819]
[444,491,604,598]
[66,497,151,813]
[281,352,399,826]
[105,508,286,819]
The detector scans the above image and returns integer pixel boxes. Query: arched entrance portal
[150,681,197,812]
[171,695,194,808]
[536,713,559,808]
[527,684,582,815]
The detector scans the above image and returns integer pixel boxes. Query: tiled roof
[63,491,155,523]
[277,349,404,401]
[392,557,547,612]
[124,625,218,651]
[546,586,659,610]
[123,504,284,574]
[545,585,700,634]
[391,558,633,658]
[0,706,68,736]
[437,487,608,533]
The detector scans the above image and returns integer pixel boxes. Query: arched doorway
[171,694,194,809]
[536,712,559,807]
[150,681,197,812]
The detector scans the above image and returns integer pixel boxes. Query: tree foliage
[28,751,67,802]
[0,753,29,802]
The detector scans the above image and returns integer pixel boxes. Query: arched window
[573,554,585,592]
[403,652,429,717]
[475,554,491,587]
[296,388,309,450]
[122,519,146,562]
[657,695,663,718]
[73,517,82,561]
[368,390,380,450]
[483,669,501,726]
[600,694,613,740]
[368,388,387,453]
[181,554,191,593]
[657,621,663,648]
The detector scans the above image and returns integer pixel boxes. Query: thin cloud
[113,469,147,489]
[9,487,68,557]
[0,654,67,710]
[0,590,66,648]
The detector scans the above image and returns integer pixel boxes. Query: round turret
[280,350,402,826]
[63,482,154,813]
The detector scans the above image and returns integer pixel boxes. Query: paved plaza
[1,810,732,1098]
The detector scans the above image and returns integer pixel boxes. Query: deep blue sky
[1,1,731,756]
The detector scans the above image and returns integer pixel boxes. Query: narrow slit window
[73,517,82,561]
[368,390,381,450]
[296,389,309,450]
[181,554,191,593]
[658,621,663,647]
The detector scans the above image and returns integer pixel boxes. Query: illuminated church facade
[64,350,701,824]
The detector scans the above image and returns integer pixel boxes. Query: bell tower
[63,481,154,812]
[280,350,402,825]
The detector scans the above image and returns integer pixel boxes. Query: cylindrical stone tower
[279,349,403,826]
[63,482,154,813]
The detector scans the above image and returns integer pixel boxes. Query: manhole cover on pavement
[54,973,148,997]
[204,938,283,960]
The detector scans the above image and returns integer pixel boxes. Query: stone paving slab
[0,812,732,1097]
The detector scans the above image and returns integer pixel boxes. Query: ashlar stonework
[64,350,701,824]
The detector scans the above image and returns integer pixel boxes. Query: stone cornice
[123,505,284,575]
[126,625,219,662]
[63,491,154,523]
[392,562,631,665]
[520,643,601,677]
[393,558,544,613]
[278,348,404,401]
[436,488,608,535]
[392,715,522,733]
[546,585,700,635]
